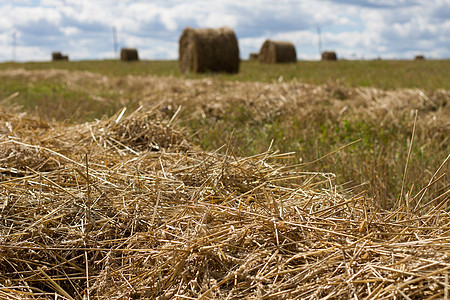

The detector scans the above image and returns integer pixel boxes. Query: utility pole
[112,26,118,59]
[12,31,16,62]
[317,27,323,58]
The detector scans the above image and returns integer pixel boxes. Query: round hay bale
[322,51,337,61]
[249,53,259,61]
[258,40,297,64]
[415,55,425,60]
[179,27,240,74]
[52,52,69,61]
[120,48,139,61]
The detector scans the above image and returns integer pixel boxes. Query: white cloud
[61,26,79,36]
[160,13,178,32]
[0,0,33,4]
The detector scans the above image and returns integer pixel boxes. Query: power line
[317,27,322,57]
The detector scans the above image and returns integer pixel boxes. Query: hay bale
[322,51,337,61]
[120,48,139,61]
[178,27,240,73]
[52,52,69,61]
[415,55,425,60]
[258,40,297,63]
[249,53,259,61]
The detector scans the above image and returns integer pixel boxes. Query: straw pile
[258,40,297,64]
[0,99,449,299]
[322,51,337,61]
[52,52,69,61]
[415,55,425,60]
[179,27,240,74]
[120,48,139,61]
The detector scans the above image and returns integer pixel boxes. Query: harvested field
[0,68,448,205]
[0,84,449,299]
[0,67,449,298]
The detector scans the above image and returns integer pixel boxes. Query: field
[0,60,449,299]
[1,60,448,205]
[1,59,450,90]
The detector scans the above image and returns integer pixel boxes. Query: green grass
[1,59,449,90]
[0,70,124,121]
[0,60,448,209]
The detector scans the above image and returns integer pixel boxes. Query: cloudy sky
[0,0,449,62]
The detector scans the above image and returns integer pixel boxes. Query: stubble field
[0,59,448,299]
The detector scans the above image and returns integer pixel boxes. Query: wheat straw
[0,82,449,299]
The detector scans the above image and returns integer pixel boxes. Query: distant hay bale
[120,48,139,61]
[258,40,297,64]
[179,27,240,73]
[322,51,337,61]
[415,55,425,60]
[52,52,69,61]
[249,53,259,61]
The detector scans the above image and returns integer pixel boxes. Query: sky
[0,0,449,62]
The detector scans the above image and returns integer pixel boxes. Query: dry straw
[179,27,240,74]
[0,99,449,299]
[322,51,338,61]
[258,40,297,63]
[120,48,139,61]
